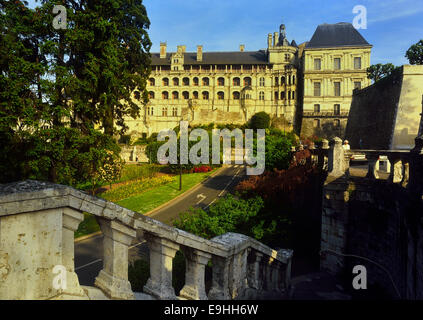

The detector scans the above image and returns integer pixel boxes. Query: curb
[144,166,226,217]
[75,231,102,243]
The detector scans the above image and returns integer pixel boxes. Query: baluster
[179,248,211,300]
[143,235,180,299]
[247,251,264,290]
[94,218,136,300]
[208,255,231,300]
[366,154,379,179]
[401,158,410,187]
[387,155,402,183]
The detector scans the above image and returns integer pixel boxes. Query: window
[217,77,225,86]
[275,77,279,86]
[292,91,295,99]
[275,92,279,100]
[354,81,362,90]
[233,77,240,86]
[134,91,140,100]
[148,91,154,99]
[162,107,168,117]
[217,91,224,100]
[243,77,252,86]
[182,91,189,100]
[313,119,320,128]
[202,77,209,86]
[243,93,251,100]
[285,54,290,62]
[233,91,240,100]
[280,91,285,100]
[314,58,321,70]
[173,78,179,86]
[288,75,291,85]
[162,78,169,86]
[354,57,362,69]
[183,77,190,86]
[193,91,198,99]
[334,58,341,70]
[281,76,286,84]
[334,119,340,127]
[292,76,295,84]
[259,77,265,86]
[334,104,340,115]
[314,104,320,113]
[334,82,341,96]
[193,77,199,86]
[202,91,209,100]
[149,78,155,86]
[172,91,179,100]
[288,91,291,100]
[259,91,265,100]
[162,91,168,99]
[172,107,178,117]
[314,82,321,96]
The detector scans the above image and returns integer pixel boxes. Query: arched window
[233,77,240,86]
[217,77,225,86]
[275,92,279,100]
[217,91,224,100]
[243,77,251,86]
[148,91,154,99]
[134,91,140,100]
[172,107,178,116]
[193,77,199,86]
[182,91,189,100]
[288,91,291,100]
[172,91,179,99]
[202,91,209,100]
[259,77,265,86]
[149,78,155,86]
[162,91,168,99]
[202,77,209,86]
[259,91,264,100]
[172,77,179,86]
[292,75,296,84]
[275,77,279,86]
[162,107,168,116]
[281,91,285,100]
[162,78,169,86]
[183,77,190,86]
[193,91,199,99]
[233,91,240,100]
[292,91,295,99]
[281,76,285,85]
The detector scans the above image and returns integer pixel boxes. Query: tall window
[292,91,295,99]
[183,77,190,86]
[275,92,279,100]
[233,91,240,100]
[354,57,362,69]
[292,75,295,84]
[243,77,252,86]
[280,91,285,100]
[233,77,240,86]
[281,76,286,84]
[193,77,199,86]
[202,91,209,100]
[314,82,321,96]
[334,58,341,70]
[162,91,168,99]
[147,106,154,116]
[172,91,179,100]
[313,119,320,128]
[172,107,178,116]
[259,77,265,86]
[334,82,341,96]
[275,77,279,86]
[182,91,189,100]
[202,77,209,86]
[285,54,290,62]
[162,107,168,117]
[162,78,169,86]
[217,91,224,100]
[334,104,340,115]
[314,104,320,113]
[193,91,198,99]
[172,78,179,86]
[259,91,264,100]
[354,81,362,90]
[314,58,321,70]
[148,91,154,99]
[149,78,155,86]
[217,77,225,86]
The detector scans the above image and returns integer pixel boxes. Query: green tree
[405,40,423,65]
[249,112,270,130]
[366,63,396,82]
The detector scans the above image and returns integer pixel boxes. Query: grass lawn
[75,170,215,238]
[116,171,213,213]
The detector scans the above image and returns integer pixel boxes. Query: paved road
[74,164,246,286]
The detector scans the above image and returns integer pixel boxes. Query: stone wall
[345,65,423,150]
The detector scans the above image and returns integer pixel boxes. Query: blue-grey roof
[306,22,371,48]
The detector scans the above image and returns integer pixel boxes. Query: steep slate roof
[306,22,371,48]
[151,50,269,66]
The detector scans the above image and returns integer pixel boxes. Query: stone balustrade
[0,180,292,300]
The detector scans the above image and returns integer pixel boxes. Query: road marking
[75,259,102,271]
[196,193,206,204]
[206,166,242,208]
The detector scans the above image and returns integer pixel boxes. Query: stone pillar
[61,208,87,298]
[388,155,403,183]
[228,249,248,299]
[328,137,345,178]
[401,159,410,188]
[366,154,380,179]
[247,251,263,290]
[179,248,211,300]
[94,218,136,300]
[143,235,180,300]
[208,255,231,300]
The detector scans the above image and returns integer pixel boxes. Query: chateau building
[125,22,372,140]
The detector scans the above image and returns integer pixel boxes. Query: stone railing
[0,180,292,300]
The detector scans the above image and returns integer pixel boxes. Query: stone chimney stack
[274,32,279,46]
[267,33,273,48]
[239,44,245,52]
[197,45,203,62]
[160,42,167,59]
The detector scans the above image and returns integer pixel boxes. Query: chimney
[197,45,203,62]
[160,42,167,59]
[273,32,279,46]
[182,45,186,53]
[177,45,183,53]
[239,44,245,52]
[267,33,273,48]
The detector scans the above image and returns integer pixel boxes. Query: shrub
[249,112,270,130]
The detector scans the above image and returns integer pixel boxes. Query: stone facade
[122,22,371,141]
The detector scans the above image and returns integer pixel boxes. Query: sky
[27,0,423,66]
